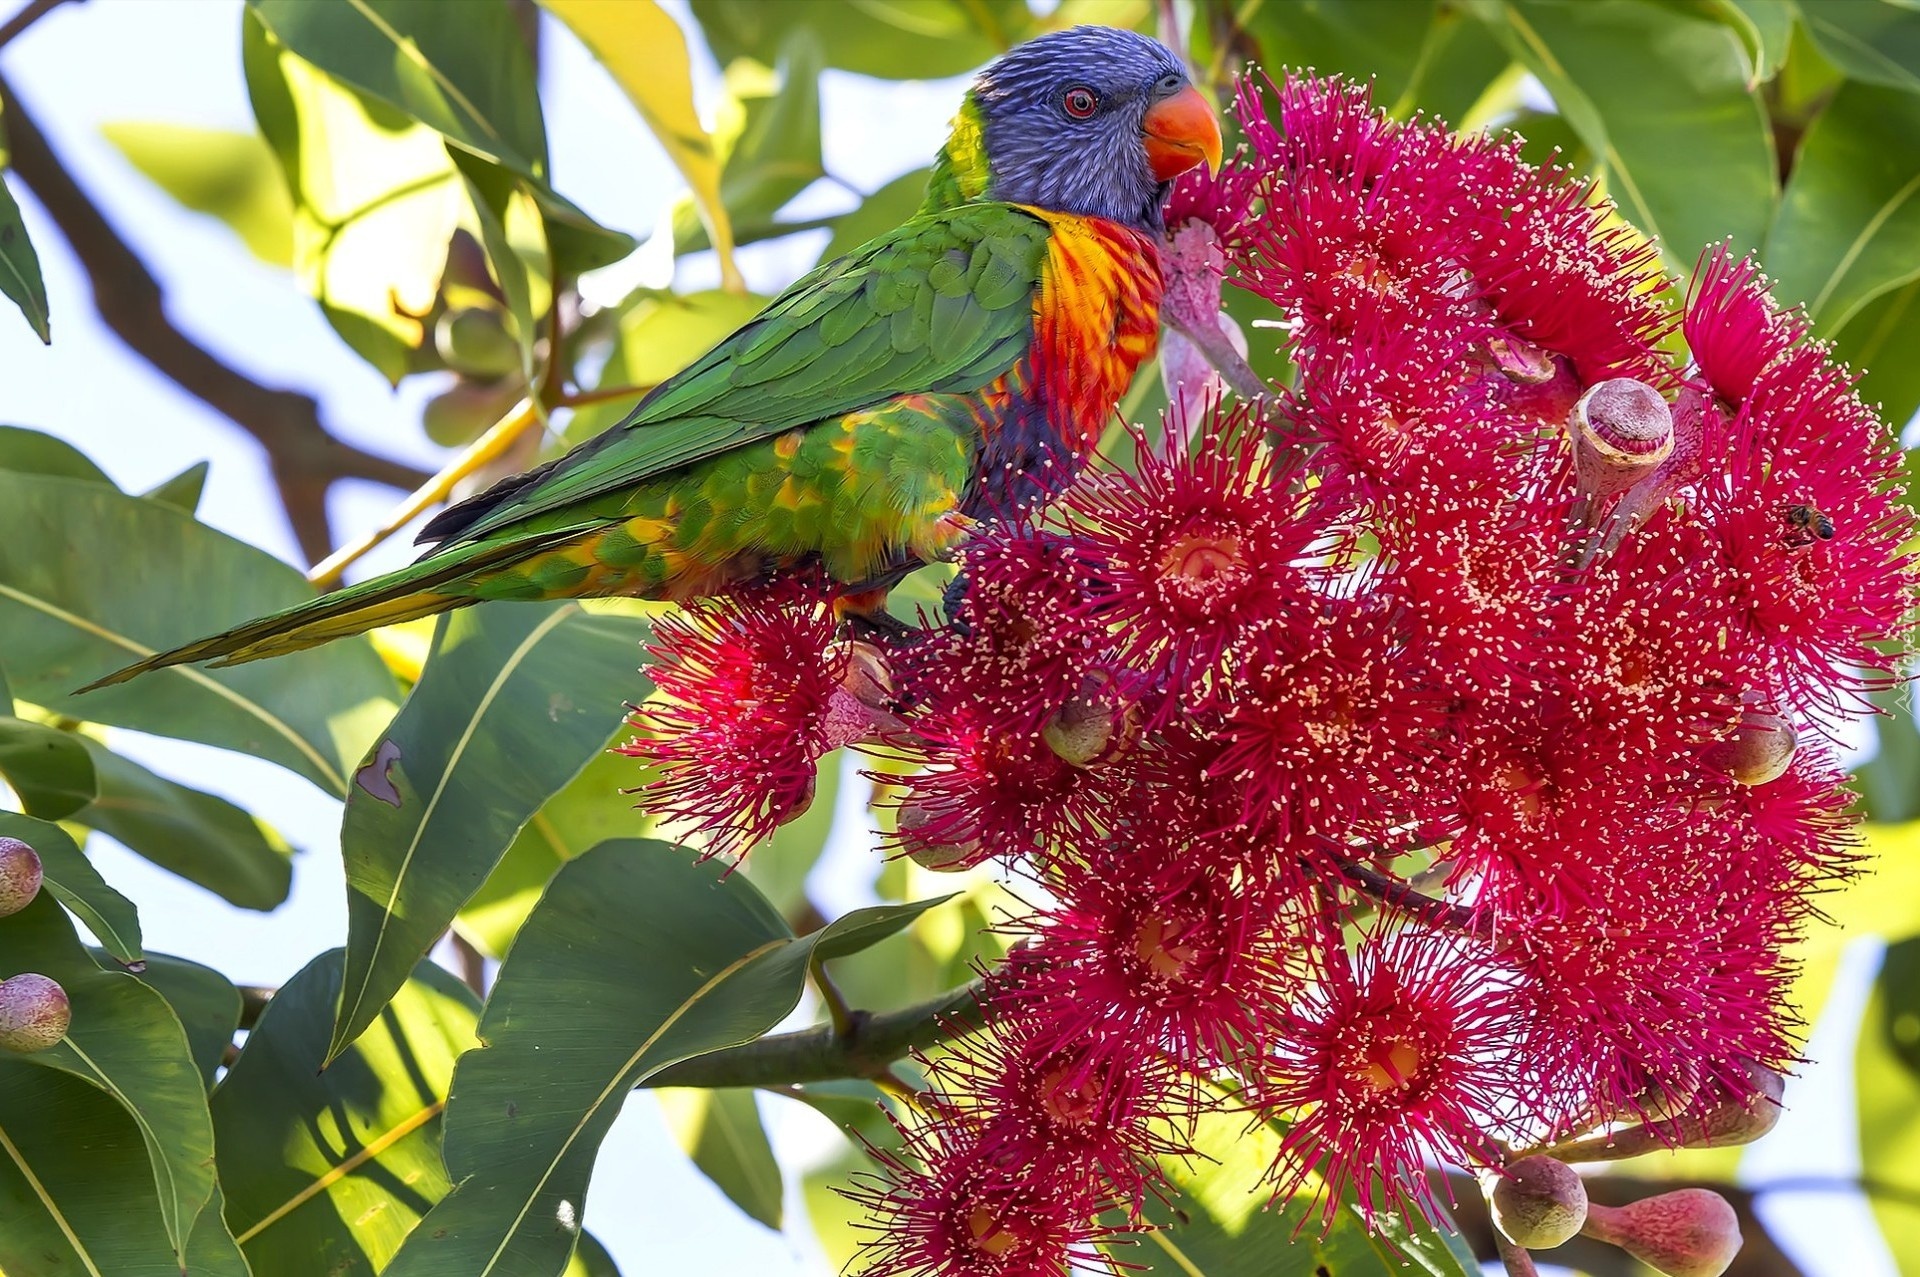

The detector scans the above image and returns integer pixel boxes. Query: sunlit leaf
[72,737,295,912]
[214,949,478,1273]
[1857,935,1920,1269]
[1766,80,1920,333]
[1,471,401,797]
[101,120,295,266]
[0,714,95,819]
[330,602,650,1060]
[689,0,1033,80]
[543,0,743,290]
[126,951,241,1089]
[658,1087,783,1229]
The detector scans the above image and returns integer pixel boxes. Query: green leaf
[139,459,211,513]
[127,951,242,1089]
[569,1232,623,1277]
[543,0,744,291]
[773,1077,902,1156]
[565,289,769,443]
[1857,934,1920,1269]
[1473,0,1778,269]
[1704,0,1797,84]
[822,167,931,263]
[213,949,479,1273]
[0,472,401,797]
[657,1087,784,1229]
[248,0,633,273]
[0,715,95,819]
[0,170,50,344]
[812,894,955,963]
[101,120,295,266]
[689,0,1032,80]
[72,738,294,911]
[1832,276,1920,430]
[330,601,649,1060]
[1800,0,1920,93]
[673,34,825,254]
[1234,0,1506,122]
[457,748,645,957]
[1765,80,1920,333]
[244,9,467,384]
[455,153,548,385]
[384,842,942,1277]
[0,810,143,966]
[0,891,217,1262]
[0,424,112,485]
[0,1063,250,1277]
[1855,683,1920,822]
[1107,1112,1480,1276]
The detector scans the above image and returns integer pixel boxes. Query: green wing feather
[425,202,1053,546]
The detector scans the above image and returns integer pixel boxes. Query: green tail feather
[78,536,554,692]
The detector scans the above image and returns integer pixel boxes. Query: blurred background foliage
[0,1,1918,1274]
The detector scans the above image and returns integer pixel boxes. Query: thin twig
[642,978,987,1089]
[1316,838,1489,937]
[0,77,431,562]
[305,398,539,588]
[1494,1231,1541,1277]
[0,0,70,51]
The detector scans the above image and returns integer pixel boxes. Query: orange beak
[1142,83,1223,181]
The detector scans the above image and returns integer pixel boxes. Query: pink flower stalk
[620,579,853,861]
[1261,923,1521,1230]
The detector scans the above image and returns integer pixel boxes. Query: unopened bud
[0,838,43,917]
[1488,1155,1588,1250]
[1042,674,1139,769]
[1550,1062,1785,1164]
[1488,333,1556,384]
[1582,1189,1741,1277]
[1703,710,1797,786]
[830,639,896,711]
[0,973,70,1053]
[1571,379,1674,503]
[894,793,984,873]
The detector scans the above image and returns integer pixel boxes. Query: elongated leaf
[101,120,294,267]
[1857,935,1920,1269]
[330,602,649,1060]
[1235,0,1507,122]
[1800,0,1920,93]
[0,715,95,819]
[0,170,49,343]
[1,472,400,797]
[213,949,479,1273]
[244,11,466,384]
[140,458,212,513]
[1710,0,1796,84]
[0,810,142,966]
[1472,0,1777,268]
[75,737,294,911]
[689,0,1036,79]
[0,891,215,1261]
[1765,81,1920,333]
[1833,277,1920,432]
[127,951,242,1088]
[384,843,947,1276]
[658,1087,784,1229]
[1106,1112,1479,1276]
[0,424,107,484]
[0,1063,250,1277]
[671,34,825,254]
[248,0,632,272]
[543,0,743,290]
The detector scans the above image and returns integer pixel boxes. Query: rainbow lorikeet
[88,25,1220,689]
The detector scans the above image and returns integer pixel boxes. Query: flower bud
[1488,333,1556,385]
[894,793,984,873]
[1487,1155,1588,1250]
[0,972,70,1053]
[1549,1062,1785,1164]
[1042,673,1140,769]
[1570,379,1674,504]
[0,837,43,918]
[1702,709,1797,786]
[1581,1189,1741,1277]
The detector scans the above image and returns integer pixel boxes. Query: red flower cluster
[622,76,1913,1275]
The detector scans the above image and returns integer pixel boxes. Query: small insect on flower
[1778,502,1836,548]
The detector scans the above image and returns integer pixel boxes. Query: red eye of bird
[1063,86,1098,119]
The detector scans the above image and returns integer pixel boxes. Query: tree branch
[1316,839,1489,937]
[0,0,71,52]
[641,978,987,1089]
[0,76,433,564]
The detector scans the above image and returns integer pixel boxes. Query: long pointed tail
[78,536,557,692]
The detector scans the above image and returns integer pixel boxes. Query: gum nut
[1489,1155,1589,1249]
[0,973,70,1053]
[0,837,43,917]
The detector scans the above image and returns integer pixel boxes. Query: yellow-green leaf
[101,120,295,267]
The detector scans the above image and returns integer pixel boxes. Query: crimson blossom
[623,74,1914,1277]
